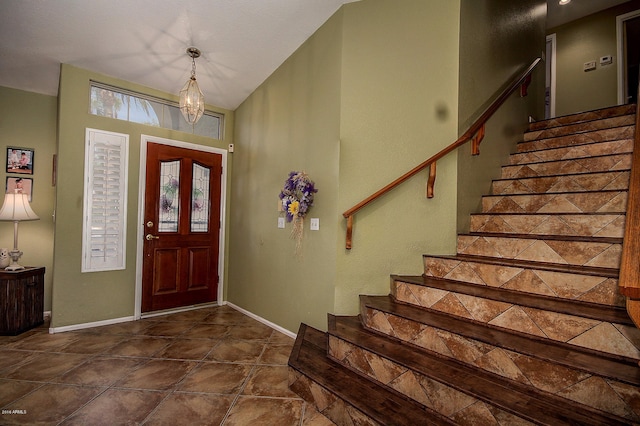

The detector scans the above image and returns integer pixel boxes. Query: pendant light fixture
[179,47,205,125]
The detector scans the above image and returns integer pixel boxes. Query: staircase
[288,104,640,425]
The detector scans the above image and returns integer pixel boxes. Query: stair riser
[482,192,627,214]
[510,139,633,165]
[524,116,635,141]
[501,154,631,179]
[470,214,626,238]
[288,368,383,426]
[361,306,640,422]
[422,257,624,307]
[457,235,621,268]
[392,280,640,359]
[492,171,630,195]
[528,105,636,132]
[517,126,635,153]
[327,335,533,425]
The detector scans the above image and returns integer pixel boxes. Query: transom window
[89,82,223,139]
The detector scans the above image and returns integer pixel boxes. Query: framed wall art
[6,177,33,202]
[6,147,34,175]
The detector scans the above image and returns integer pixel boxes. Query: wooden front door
[141,142,222,312]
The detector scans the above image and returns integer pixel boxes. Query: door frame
[545,33,557,119]
[134,134,228,319]
[617,9,640,105]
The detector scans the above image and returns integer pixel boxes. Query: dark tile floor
[0,305,334,425]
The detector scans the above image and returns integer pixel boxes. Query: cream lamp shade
[0,190,39,270]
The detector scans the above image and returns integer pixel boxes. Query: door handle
[145,234,159,241]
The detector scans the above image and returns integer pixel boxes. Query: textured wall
[550,0,640,116]
[0,86,57,311]
[456,0,546,233]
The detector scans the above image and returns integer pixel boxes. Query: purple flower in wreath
[279,171,317,222]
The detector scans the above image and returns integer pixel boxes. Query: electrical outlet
[278,217,285,228]
[310,218,319,231]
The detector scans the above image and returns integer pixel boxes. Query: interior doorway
[617,10,640,104]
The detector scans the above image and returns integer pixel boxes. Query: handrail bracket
[471,124,486,156]
[426,162,437,198]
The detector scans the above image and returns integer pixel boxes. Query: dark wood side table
[0,267,45,335]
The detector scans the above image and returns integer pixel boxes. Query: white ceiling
[547,0,630,28]
[0,0,631,110]
[0,0,358,110]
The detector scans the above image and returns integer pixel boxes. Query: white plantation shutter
[82,128,129,272]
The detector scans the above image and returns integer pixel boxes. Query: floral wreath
[279,171,317,255]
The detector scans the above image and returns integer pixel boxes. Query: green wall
[230,9,343,332]
[52,64,233,328]
[335,0,461,315]
[0,87,57,311]
[550,0,640,116]
[231,0,462,332]
[457,0,546,232]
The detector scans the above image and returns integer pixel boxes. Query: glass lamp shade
[179,77,205,125]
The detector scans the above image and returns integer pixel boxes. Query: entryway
[136,136,227,316]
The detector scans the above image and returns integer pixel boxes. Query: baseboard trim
[225,301,297,339]
[47,301,297,339]
[49,315,135,334]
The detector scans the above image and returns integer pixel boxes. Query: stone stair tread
[523,118,635,142]
[502,152,631,169]
[481,190,627,214]
[469,212,625,237]
[491,170,631,194]
[423,253,619,278]
[464,232,623,244]
[528,105,636,131]
[329,314,631,426]
[392,274,633,326]
[517,126,635,152]
[288,323,455,426]
[360,295,640,386]
[512,138,633,157]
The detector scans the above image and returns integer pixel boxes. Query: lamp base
[4,249,24,271]
[4,264,25,271]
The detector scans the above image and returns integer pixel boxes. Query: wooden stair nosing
[463,232,623,245]
[288,323,456,426]
[392,274,633,326]
[329,315,631,426]
[360,295,640,386]
[424,253,619,278]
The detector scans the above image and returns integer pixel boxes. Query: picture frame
[6,177,33,202]
[6,147,34,175]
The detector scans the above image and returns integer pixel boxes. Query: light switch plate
[583,60,596,71]
[278,217,285,228]
[310,218,319,231]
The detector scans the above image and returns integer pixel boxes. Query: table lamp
[0,189,39,270]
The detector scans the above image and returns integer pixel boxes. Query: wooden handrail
[342,57,542,249]
[619,86,640,327]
